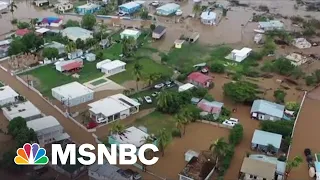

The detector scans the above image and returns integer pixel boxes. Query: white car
[175,9,183,16]
[154,83,164,89]
[151,92,160,97]
[151,1,159,6]
[222,118,239,127]
[228,118,239,123]
[144,96,152,103]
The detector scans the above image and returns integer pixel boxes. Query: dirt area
[121,80,146,91]
[146,122,230,180]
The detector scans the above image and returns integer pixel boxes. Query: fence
[197,120,233,129]
[14,62,53,75]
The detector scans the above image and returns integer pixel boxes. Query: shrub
[203,94,214,101]
[191,88,208,98]
[219,144,235,176]
[260,120,294,137]
[11,19,18,24]
[274,89,286,103]
[210,62,225,73]
[229,124,244,145]
[171,128,181,137]
[221,107,231,117]
[17,22,30,29]
[177,73,187,81]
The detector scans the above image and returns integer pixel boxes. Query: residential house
[34,0,49,7]
[100,60,126,77]
[56,2,73,13]
[118,2,141,14]
[52,81,94,107]
[249,154,286,179]
[191,97,201,105]
[258,20,284,31]
[178,151,215,180]
[0,1,8,13]
[15,29,31,37]
[38,17,63,27]
[99,38,111,49]
[27,116,70,145]
[62,27,93,41]
[200,11,217,25]
[0,86,19,106]
[292,38,311,49]
[35,28,50,36]
[55,59,83,72]
[2,101,42,121]
[68,49,83,60]
[120,29,141,40]
[286,53,308,66]
[178,83,195,92]
[88,93,140,124]
[197,99,224,119]
[88,161,130,180]
[108,126,157,148]
[174,39,185,49]
[152,25,166,39]
[96,59,111,69]
[239,157,277,180]
[251,130,282,153]
[250,99,285,121]
[156,3,180,16]
[85,53,96,62]
[44,41,65,55]
[226,47,252,62]
[186,32,200,43]
[76,3,101,14]
[187,72,213,88]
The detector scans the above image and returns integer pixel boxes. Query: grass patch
[109,58,173,84]
[133,111,176,134]
[317,154,320,162]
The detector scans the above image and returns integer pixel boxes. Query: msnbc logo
[14,143,49,165]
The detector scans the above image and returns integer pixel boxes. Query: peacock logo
[14,143,49,165]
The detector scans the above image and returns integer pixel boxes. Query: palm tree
[133,62,143,91]
[285,156,303,179]
[157,128,170,157]
[192,3,201,17]
[99,21,107,40]
[156,90,174,111]
[65,42,76,53]
[209,137,229,164]
[175,111,191,135]
[109,122,126,136]
[140,135,155,172]
[9,0,17,20]
[145,73,161,87]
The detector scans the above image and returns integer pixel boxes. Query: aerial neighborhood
[0,0,320,179]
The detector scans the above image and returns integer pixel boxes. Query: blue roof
[252,130,282,149]
[251,99,285,118]
[119,2,140,9]
[156,3,180,11]
[315,162,320,172]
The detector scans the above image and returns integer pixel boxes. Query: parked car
[151,1,159,6]
[151,92,160,97]
[144,96,152,103]
[117,11,127,16]
[175,9,183,16]
[154,83,164,89]
[165,80,174,87]
[222,120,238,127]
[124,169,142,180]
[228,118,239,123]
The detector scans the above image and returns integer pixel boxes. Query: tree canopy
[81,14,96,30]
[223,81,260,103]
[260,120,294,137]
[8,39,26,56]
[210,62,225,73]
[228,124,243,145]
[21,33,44,52]
[274,89,286,103]
[65,20,80,28]
[42,47,59,59]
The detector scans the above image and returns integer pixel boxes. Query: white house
[44,41,65,55]
[100,60,126,77]
[120,29,141,40]
[2,101,42,121]
[226,47,252,62]
[62,27,93,41]
[56,2,73,13]
[96,59,111,69]
[85,53,96,62]
[88,93,140,124]
[200,11,217,25]
[178,83,195,92]
[27,116,70,145]
[52,82,94,107]
[0,86,19,106]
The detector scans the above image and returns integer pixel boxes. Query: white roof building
[110,126,150,147]
[36,28,50,34]
[200,11,217,25]
[226,47,252,62]
[2,101,42,121]
[120,29,141,40]
[52,82,94,107]
[0,86,19,106]
[88,93,140,123]
[178,83,195,92]
[96,59,112,69]
[292,38,311,49]
[100,60,126,77]
[62,27,93,41]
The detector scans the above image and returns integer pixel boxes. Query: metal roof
[153,25,166,34]
[252,130,282,149]
[250,99,285,118]
[241,157,276,179]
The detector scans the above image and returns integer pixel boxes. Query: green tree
[1,150,23,171]
[274,89,286,103]
[8,39,26,56]
[21,33,44,51]
[30,18,38,30]
[192,3,201,17]
[157,91,181,114]
[17,22,30,29]
[8,117,27,138]
[16,128,37,147]
[144,73,161,87]
[305,75,316,86]
[286,156,303,179]
[98,22,108,40]
[9,0,17,20]
[223,81,259,103]
[65,42,76,53]
[228,124,243,145]
[65,20,80,28]
[260,120,294,137]
[157,128,170,157]
[209,137,229,163]
[272,58,296,76]
[42,47,59,59]
[109,122,126,135]
[261,37,276,55]
[121,37,136,57]
[81,14,96,30]
[140,8,149,20]
[75,38,85,49]
[210,62,225,73]
[133,62,143,91]
[175,110,191,135]
[150,24,156,31]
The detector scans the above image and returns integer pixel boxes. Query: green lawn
[132,111,176,134]
[109,58,173,84]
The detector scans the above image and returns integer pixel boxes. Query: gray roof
[250,99,284,118]
[258,20,284,29]
[199,99,224,108]
[153,25,166,34]
[249,154,286,175]
[252,130,282,149]
[88,161,128,180]
[45,41,65,49]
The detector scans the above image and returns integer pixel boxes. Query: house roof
[1,101,41,121]
[178,83,195,92]
[156,3,180,12]
[197,99,224,114]
[0,86,19,101]
[153,25,166,34]
[77,3,100,9]
[62,27,93,41]
[40,17,62,24]
[201,11,216,20]
[36,28,50,34]
[249,154,286,175]
[120,29,140,36]
[240,157,276,180]
[188,72,213,84]
[16,29,30,36]
[101,60,126,71]
[27,116,60,132]
[258,20,284,28]
[63,61,82,71]
[44,41,65,49]
[110,126,151,147]
[250,99,285,118]
[89,161,128,180]
[174,39,185,44]
[251,130,282,149]
[232,47,252,57]
[52,82,94,100]
[119,2,141,9]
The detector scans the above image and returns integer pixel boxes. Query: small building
[108,126,157,148]
[120,29,141,40]
[249,154,286,178]
[186,32,200,43]
[52,82,94,107]
[0,86,19,106]
[226,47,252,62]
[56,3,73,13]
[197,99,224,119]
[100,38,111,49]
[35,28,50,35]
[156,3,180,16]
[292,38,311,49]
[68,49,83,60]
[286,53,308,66]
[88,161,130,180]
[2,101,42,121]
[55,59,83,72]
[258,20,284,31]
[118,2,142,14]
[76,3,101,14]
[96,59,111,69]
[254,34,263,44]
[200,11,217,25]
[34,0,49,7]
[85,53,96,62]
[187,72,213,88]
[240,157,277,180]
[251,130,282,153]
[0,1,9,13]
[26,116,69,145]
[38,17,63,27]
[44,41,65,55]
[178,83,195,92]
[62,27,93,41]
[152,25,166,39]
[174,39,185,49]
[15,28,31,37]
[100,60,126,77]
[250,99,285,121]
[88,94,140,124]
